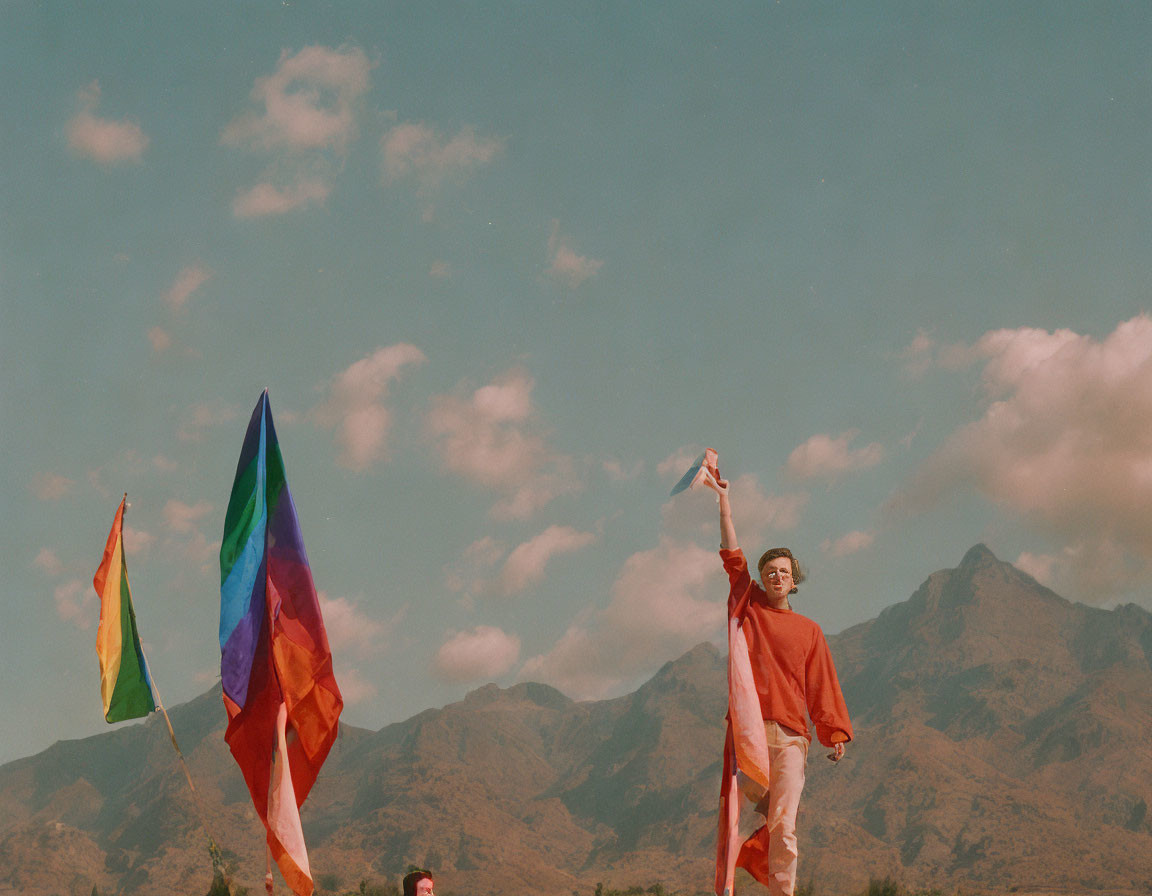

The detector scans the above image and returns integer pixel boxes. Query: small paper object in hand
[670,447,720,496]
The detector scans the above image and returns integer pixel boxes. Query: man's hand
[706,473,729,497]
[827,742,845,763]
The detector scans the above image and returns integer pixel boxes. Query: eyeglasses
[764,570,793,580]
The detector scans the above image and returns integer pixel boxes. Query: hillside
[1,545,1149,896]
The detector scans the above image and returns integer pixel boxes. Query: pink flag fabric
[715,614,773,895]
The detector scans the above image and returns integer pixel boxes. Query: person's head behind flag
[403,869,434,896]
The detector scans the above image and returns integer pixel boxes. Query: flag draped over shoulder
[220,391,342,896]
[93,496,157,723]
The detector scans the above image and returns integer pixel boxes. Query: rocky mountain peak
[958,542,999,568]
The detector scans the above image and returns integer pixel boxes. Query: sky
[3,1,1152,766]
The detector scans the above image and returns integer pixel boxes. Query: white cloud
[547,221,603,288]
[895,315,1152,599]
[895,329,977,377]
[162,499,212,534]
[34,549,62,576]
[177,400,240,441]
[499,526,597,594]
[822,530,875,558]
[163,264,212,311]
[122,525,156,560]
[444,536,506,595]
[222,45,372,153]
[55,580,95,629]
[426,369,581,519]
[232,180,331,218]
[602,458,643,481]
[222,45,371,218]
[434,625,521,683]
[313,344,427,470]
[382,122,504,191]
[658,447,706,478]
[67,82,148,164]
[318,592,401,658]
[660,472,806,547]
[1014,538,1143,599]
[335,668,377,705]
[521,538,723,699]
[148,327,172,353]
[30,473,75,501]
[786,430,885,480]
[152,455,180,473]
[1014,551,1058,587]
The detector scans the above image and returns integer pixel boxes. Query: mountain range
[1,545,1149,896]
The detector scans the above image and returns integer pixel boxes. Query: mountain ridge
[1,546,1149,896]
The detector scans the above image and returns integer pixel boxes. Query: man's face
[416,879,434,896]
[760,557,794,600]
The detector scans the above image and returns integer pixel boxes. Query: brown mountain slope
[0,545,1149,896]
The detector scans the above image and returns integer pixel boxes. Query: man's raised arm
[712,476,738,551]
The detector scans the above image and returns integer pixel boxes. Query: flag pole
[124,496,227,882]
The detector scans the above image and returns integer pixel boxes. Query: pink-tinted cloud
[122,525,156,560]
[382,122,504,191]
[499,526,597,594]
[313,344,427,470]
[1014,537,1144,600]
[434,625,521,683]
[895,329,976,377]
[336,668,377,705]
[232,180,331,218]
[222,45,372,153]
[896,315,1152,599]
[34,548,62,576]
[520,538,723,699]
[163,264,212,311]
[55,580,95,629]
[148,327,172,353]
[821,529,875,558]
[162,499,212,534]
[223,45,370,218]
[153,455,180,474]
[660,472,806,547]
[30,473,75,501]
[443,536,506,596]
[426,369,581,519]
[547,221,603,288]
[67,82,148,164]
[177,400,240,442]
[786,430,885,480]
[602,458,644,481]
[658,447,706,477]
[318,592,401,658]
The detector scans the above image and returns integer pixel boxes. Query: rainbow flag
[93,496,157,723]
[220,391,342,896]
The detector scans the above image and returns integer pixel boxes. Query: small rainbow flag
[93,496,156,723]
[220,390,342,896]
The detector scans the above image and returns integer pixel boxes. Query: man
[712,471,852,896]
[402,869,434,896]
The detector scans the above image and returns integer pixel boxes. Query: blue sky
[4,1,1152,765]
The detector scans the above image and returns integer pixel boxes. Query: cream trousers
[737,721,809,896]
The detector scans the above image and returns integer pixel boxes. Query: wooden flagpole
[124,496,227,883]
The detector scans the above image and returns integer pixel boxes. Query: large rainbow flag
[220,390,342,896]
[93,496,157,723]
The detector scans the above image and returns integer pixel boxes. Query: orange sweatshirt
[721,548,852,747]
